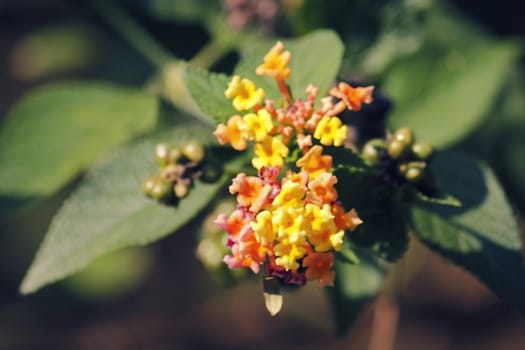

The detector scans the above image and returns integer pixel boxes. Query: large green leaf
[0,82,158,218]
[20,125,228,294]
[406,151,525,313]
[235,29,344,101]
[184,67,237,124]
[385,41,520,147]
[334,168,410,262]
[327,251,385,335]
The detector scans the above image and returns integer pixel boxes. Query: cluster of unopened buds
[142,140,219,204]
[361,127,434,185]
[213,41,375,314]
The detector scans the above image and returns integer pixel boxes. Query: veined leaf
[20,125,227,294]
[184,67,237,124]
[385,41,520,147]
[0,82,158,218]
[407,151,525,314]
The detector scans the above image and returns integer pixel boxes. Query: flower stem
[90,0,173,68]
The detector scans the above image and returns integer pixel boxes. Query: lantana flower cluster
[214,41,374,289]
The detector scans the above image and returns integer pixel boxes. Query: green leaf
[0,82,158,218]
[184,66,237,124]
[406,151,525,314]
[334,168,410,262]
[385,41,520,147]
[412,188,462,207]
[20,125,227,294]
[235,29,344,101]
[328,251,385,335]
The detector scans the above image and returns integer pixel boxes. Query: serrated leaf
[334,169,409,262]
[235,29,344,101]
[20,124,227,294]
[327,250,385,335]
[406,151,525,314]
[0,82,158,218]
[385,41,520,147]
[184,66,237,124]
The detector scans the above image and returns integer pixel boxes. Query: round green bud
[168,146,182,164]
[182,140,205,163]
[396,162,409,177]
[411,141,434,161]
[361,139,386,166]
[387,139,409,159]
[405,161,427,183]
[393,127,414,147]
[142,176,159,196]
[200,161,223,183]
[150,179,173,201]
[155,143,170,167]
[174,182,189,199]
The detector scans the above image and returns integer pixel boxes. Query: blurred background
[1,0,525,349]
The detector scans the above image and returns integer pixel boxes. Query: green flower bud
[174,182,189,199]
[155,143,170,167]
[361,138,386,166]
[150,179,173,201]
[393,127,414,147]
[142,176,159,197]
[168,146,182,164]
[411,141,434,161]
[387,139,409,159]
[200,161,223,183]
[405,161,427,183]
[182,140,205,163]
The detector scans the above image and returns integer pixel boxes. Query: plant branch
[90,0,173,68]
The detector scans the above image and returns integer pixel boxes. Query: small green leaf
[407,151,525,314]
[0,82,158,218]
[385,41,521,147]
[235,29,344,101]
[334,169,410,262]
[20,124,227,294]
[184,66,237,124]
[327,251,385,335]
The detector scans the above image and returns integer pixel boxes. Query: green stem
[189,41,231,70]
[90,0,173,68]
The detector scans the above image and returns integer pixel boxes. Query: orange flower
[296,145,332,179]
[229,173,271,212]
[332,205,363,231]
[223,230,270,273]
[213,115,247,151]
[303,251,335,287]
[255,41,291,81]
[330,82,374,111]
[306,172,338,205]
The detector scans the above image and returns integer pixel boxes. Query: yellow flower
[252,136,289,170]
[251,210,276,244]
[241,108,274,142]
[255,41,291,81]
[272,205,305,243]
[272,181,305,207]
[274,239,307,271]
[225,75,265,111]
[313,116,348,147]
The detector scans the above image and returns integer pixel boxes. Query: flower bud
[142,176,159,197]
[168,146,182,164]
[150,179,173,201]
[155,143,170,167]
[182,140,205,163]
[411,141,434,161]
[361,138,386,166]
[393,127,414,147]
[387,139,409,160]
[404,161,426,183]
[174,182,189,199]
